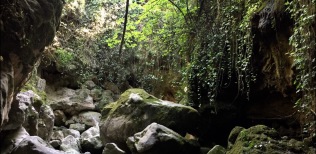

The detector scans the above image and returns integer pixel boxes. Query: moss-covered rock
[99,88,200,151]
[207,145,226,154]
[227,125,315,154]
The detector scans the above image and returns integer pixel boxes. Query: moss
[101,102,119,119]
[101,88,199,136]
[21,70,47,106]
[227,125,315,154]
[228,126,245,148]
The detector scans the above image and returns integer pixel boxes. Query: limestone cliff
[0,0,63,130]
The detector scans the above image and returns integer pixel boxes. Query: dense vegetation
[45,0,315,137]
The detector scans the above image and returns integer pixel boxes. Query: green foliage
[104,0,194,95]
[188,0,260,107]
[21,69,47,103]
[286,0,316,135]
[55,48,74,67]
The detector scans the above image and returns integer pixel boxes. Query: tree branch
[119,0,130,57]
[167,0,189,26]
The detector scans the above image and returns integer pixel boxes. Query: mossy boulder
[99,88,200,151]
[227,125,315,154]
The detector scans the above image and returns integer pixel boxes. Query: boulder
[103,143,126,154]
[100,89,200,150]
[227,125,315,154]
[80,126,104,154]
[11,136,65,154]
[60,135,81,154]
[48,88,95,116]
[38,105,55,141]
[126,123,200,154]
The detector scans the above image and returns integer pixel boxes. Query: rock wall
[0,0,63,130]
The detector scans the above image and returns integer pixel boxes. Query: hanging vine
[286,0,316,135]
[188,0,262,107]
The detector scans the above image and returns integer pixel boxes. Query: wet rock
[100,89,200,150]
[126,122,200,154]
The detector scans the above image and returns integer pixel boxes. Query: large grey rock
[11,135,65,154]
[60,135,81,154]
[48,88,95,116]
[38,105,55,141]
[127,123,200,154]
[100,89,200,150]
[80,126,104,154]
[0,0,63,130]
[102,143,126,154]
